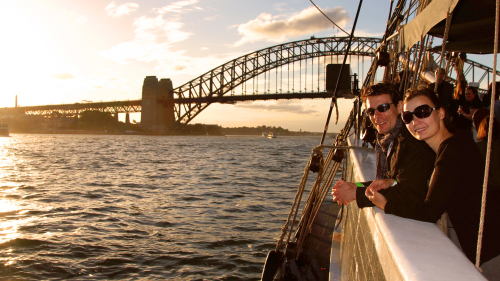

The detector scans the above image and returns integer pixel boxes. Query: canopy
[400,0,459,51]
[400,0,498,54]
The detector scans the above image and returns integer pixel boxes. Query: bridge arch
[170,36,382,126]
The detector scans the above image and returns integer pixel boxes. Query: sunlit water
[0,134,330,280]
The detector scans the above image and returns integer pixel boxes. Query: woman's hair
[404,87,442,108]
[404,88,454,132]
[477,117,500,141]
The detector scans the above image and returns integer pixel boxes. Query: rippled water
[0,134,327,280]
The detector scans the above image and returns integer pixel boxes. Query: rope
[292,109,358,259]
[434,9,453,93]
[275,153,314,252]
[319,0,364,146]
[476,0,499,269]
[309,0,375,52]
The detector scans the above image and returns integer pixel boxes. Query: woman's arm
[378,141,463,223]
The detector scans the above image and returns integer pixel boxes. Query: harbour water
[0,134,333,280]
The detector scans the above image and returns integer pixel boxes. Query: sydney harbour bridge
[0,36,496,133]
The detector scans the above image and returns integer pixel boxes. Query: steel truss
[171,36,381,125]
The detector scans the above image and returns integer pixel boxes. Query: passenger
[474,110,500,190]
[428,67,454,111]
[457,86,483,121]
[393,70,412,92]
[331,83,435,210]
[482,81,500,109]
[365,88,500,267]
[448,74,468,132]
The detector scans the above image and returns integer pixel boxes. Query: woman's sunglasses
[402,104,440,124]
[366,103,394,116]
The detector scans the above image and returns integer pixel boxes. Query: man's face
[435,70,445,84]
[465,88,475,102]
[366,94,401,135]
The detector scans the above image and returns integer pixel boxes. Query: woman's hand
[367,179,395,192]
[365,187,388,210]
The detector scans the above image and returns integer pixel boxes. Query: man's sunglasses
[402,104,440,124]
[366,103,394,116]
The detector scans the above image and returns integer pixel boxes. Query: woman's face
[465,88,475,102]
[403,95,444,141]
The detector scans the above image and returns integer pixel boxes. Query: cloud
[235,100,319,115]
[105,1,139,18]
[75,16,88,24]
[203,15,219,21]
[233,6,349,46]
[99,14,191,64]
[99,2,239,81]
[155,0,202,14]
[51,73,75,79]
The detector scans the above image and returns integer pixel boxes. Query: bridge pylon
[141,76,175,133]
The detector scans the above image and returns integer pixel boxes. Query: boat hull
[334,135,486,281]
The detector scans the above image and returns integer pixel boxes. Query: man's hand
[331,179,357,205]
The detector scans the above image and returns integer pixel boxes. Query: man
[428,67,455,111]
[332,82,435,213]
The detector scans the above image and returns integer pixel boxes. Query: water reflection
[0,136,23,261]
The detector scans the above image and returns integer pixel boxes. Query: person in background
[365,88,500,272]
[458,86,483,121]
[331,83,435,213]
[428,67,454,111]
[473,109,500,191]
[483,82,500,109]
[393,70,412,92]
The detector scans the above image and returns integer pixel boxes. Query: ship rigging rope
[273,107,356,259]
[319,0,364,146]
[434,9,453,93]
[476,0,499,269]
[292,110,357,259]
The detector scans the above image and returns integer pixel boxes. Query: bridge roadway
[0,91,334,116]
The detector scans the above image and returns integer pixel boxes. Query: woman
[366,88,500,267]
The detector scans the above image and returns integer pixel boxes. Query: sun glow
[0,2,75,107]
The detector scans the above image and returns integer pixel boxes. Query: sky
[0,1,447,132]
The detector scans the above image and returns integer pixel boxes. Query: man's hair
[435,67,446,75]
[466,86,478,95]
[361,82,402,103]
[488,82,500,100]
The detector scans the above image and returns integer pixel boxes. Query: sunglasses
[366,103,394,116]
[402,104,440,124]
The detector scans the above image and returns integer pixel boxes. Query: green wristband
[356,182,363,187]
